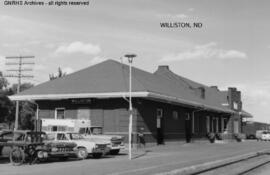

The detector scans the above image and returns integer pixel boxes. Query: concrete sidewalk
[1,140,270,175]
[118,140,270,175]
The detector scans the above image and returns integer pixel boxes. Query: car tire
[110,149,120,155]
[36,150,48,162]
[10,147,25,166]
[92,153,102,159]
[77,148,88,159]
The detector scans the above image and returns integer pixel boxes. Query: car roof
[3,130,46,134]
[46,131,79,134]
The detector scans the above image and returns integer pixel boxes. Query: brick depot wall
[134,99,205,143]
[37,98,133,143]
[37,98,232,144]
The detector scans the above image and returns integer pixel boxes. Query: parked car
[79,126,125,155]
[0,130,77,165]
[256,130,268,141]
[46,132,110,159]
[261,131,270,141]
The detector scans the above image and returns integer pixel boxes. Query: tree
[10,83,35,130]
[0,72,14,128]
[0,94,14,124]
[11,83,34,93]
[49,67,66,80]
[0,71,36,130]
[0,71,8,90]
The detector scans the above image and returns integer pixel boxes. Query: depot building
[10,59,252,145]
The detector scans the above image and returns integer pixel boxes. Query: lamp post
[124,54,136,160]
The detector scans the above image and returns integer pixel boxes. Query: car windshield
[70,133,84,140]
[78,127,103,135]
[14,133,25,141]
[45,133,56,141]
[91,127,102,135]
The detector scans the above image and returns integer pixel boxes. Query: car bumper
[110,144,125,150]
[49,151,76,157]
[92,148,109,154]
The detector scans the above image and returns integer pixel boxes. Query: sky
[0,0,270,123]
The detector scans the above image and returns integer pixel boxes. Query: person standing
[138,127,145,148]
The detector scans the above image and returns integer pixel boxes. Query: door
[157,108,164,144]
[185,113,192,143]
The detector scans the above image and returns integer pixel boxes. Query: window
[55,108,65,119]
[198,87,205,99]
[52,126,58,132]
[157,108,163,118]
[57,133,68,140]
[14,133,25,141]
[157,108,163,129]
[91,127,103,135]
[233,102,238,110]
[46,133,56,141]
[172,111,178,120]
[185,113,190,120]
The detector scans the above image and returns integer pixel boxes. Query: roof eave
[9,91,149,101]
[239,111,253,118]
[9,91,234,114]
[148,92,234,114]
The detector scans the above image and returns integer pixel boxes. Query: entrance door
[157,108,164,145]
[185,113,192,143]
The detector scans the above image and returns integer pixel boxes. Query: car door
[0,132,14,157]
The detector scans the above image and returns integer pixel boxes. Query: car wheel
[36,150,48,162]
[110,149,120,155]
[77,148,88,159]
[10,147,25,166]
[92,153,102,159]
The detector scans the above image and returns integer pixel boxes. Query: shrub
[206,132,216,143]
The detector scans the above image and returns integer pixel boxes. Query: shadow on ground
[132,150,152,159]
[0,157,10,164]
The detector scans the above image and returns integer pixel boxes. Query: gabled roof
[154,66,233,113]
[10,59,234,113]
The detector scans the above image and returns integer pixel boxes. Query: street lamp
[124,54,136,160]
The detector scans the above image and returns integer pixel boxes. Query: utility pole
[124,54,136,160]
[5,56,35,130]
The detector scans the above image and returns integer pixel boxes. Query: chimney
[227,87,242,111]
[210,86,219,90]
[198,87,205,99]
[157,65,170,71]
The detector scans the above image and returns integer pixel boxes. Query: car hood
[84,135,123,141]
[74,139,110,145]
